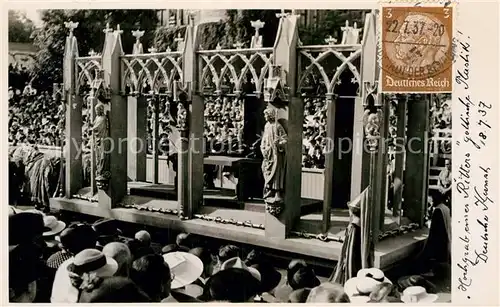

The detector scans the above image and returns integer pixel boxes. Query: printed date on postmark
[381,6,453,92]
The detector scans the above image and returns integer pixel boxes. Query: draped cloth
[330,186,371,285]
[11,145,60,210]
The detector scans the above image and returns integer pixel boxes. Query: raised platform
[127,181,322,214]
[50,194,428,270]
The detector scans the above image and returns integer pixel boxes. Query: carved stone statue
[260,107,287,216]
[93,102,110,189]
[363,109,381,151]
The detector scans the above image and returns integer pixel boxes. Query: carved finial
[216,43,222,50]
[276,9,289,19]
[103,23,112,34]
[64,21,79,37]
[166,46,171,52]
[174,32,184,51]
[250,20,265,48]
[148,47,158,53]
[233,41,244,49]
[187,10,196,25]
[342,20,350,31]
[325,35,338,45]
[89,49,97,56]
[115,24,123,34]
[132,29,145,42]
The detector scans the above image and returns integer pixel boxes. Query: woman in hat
[64,249,119,302]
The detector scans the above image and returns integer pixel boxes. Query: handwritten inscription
[454,30,493,298]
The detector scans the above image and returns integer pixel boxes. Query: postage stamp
[381,6,453,92]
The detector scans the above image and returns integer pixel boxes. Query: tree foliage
[298,10,370,45]
[8,10,36,43]
[31,9,159,90]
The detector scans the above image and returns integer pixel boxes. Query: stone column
[265,13,301,239]
[403,95,430,225]
[63,22,83,198]
[98,26,128,209]
[127,95,147,182]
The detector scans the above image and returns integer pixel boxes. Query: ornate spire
[132,29,145,41]
[115,24,123,35]
[64,21,79,37]
[103,22,112,34]
[132,29,145,55]
[276,9,289,19]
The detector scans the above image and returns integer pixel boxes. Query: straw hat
[344,268,392,303]
[43,215,66,237]
[401,286,438,303]
[163,251,204,289]
[68,249,118,277]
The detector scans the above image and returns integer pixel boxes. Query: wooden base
[50,195,427,269]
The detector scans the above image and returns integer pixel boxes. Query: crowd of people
[204,96,245,155]
[302,97,328,169]
[9,207,448,304]
[8,86,65,147]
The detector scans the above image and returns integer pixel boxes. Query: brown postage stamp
[381,6,453,92]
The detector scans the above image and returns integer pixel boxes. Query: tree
[31,9,159,90]
[8,10,36,43]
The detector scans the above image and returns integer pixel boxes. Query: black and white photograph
[7,8,453,304]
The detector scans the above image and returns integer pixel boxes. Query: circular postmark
[382,8,453,81]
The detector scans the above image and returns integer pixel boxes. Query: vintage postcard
[2,0,498,305]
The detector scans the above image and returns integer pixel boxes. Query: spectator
[65,249,119,302]
[274,259,320,302]
[50,224,98,303]
[102,242,133,277]
[9,243,43,302]
[131,254,173,302]
[438,159,452,205]
[306,282,350,303]
[78,276,151,303]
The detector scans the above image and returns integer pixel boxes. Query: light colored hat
[401,286,438,303]
[344,268,392,303]
[221,257,261,282]
[163,251,204,289]
[43,215,66,237]
[69,248,118,277]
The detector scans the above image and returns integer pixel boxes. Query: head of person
[444,159,451,171]
[176,232,192,248]
[190,247,214,278]
[306,282,350,303]
[203,268,260,302]
[218,245,240,264]
[131,254,173,301]
[59,223,97,255]
[9,244,42,302]
[9,212,44,247]
[78,276,151,303]
[102,242,133,277]
[288,265,321,290]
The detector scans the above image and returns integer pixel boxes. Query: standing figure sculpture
[93,102,110,189]
[260,107,287,216]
